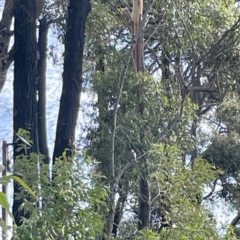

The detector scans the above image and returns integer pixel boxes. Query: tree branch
[203,179,218,200]
[231,211,240,227]
[107,49,132,237]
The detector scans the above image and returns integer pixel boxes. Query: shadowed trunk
[37,17,50,164]
[13,0,37,226]
[52,0,91,164]
[112,192,127,237]
[138,177,151,229]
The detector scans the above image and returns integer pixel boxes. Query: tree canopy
[1,0,240,239]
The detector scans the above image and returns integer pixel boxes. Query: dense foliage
[12,151,108,240]
[1,0,240,239]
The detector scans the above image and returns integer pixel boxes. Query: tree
[4,0,240,237]
[12,154,108,240]
[132,0,151,231]
[37,17,50,164]
[12,0,91,225]
[202,95,240,231]
[85,0,240,238]
[13,0,38,226]
[52,0,91,163]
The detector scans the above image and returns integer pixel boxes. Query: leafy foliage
[4,0,240,238]
[116,144,223,239]
[0,174,35,235]
[82,0,240,238]
[147,144,220,239]
[200,94,240,206]
[12,153,108,240]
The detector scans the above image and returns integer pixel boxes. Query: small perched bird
[130,149,137,162]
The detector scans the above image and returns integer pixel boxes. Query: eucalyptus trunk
[37,17,50,164]
[13,0,38,226]
[52,0,91,163]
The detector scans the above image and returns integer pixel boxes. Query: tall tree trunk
[13,0,37,226]
[37,17,50,164]
[112,192,127,237]
[52,0,91,164]
[132,0,151,230]
[138,177,150,229]
[0,0,14,93]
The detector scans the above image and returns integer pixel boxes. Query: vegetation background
[0,0,240,239]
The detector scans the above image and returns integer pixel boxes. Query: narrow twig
[171,0,197,65]
[200,18,240,62]
[203,179,218,200]
[107,49,132,237]
[110,49,132,179]
[141,0,156,30]
[151,189,161,205]
[231,211,240,227]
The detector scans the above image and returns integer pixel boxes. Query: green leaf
[5,175,36,198]
[0,192,13,219]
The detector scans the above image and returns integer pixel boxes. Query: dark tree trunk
[37,17,50,164]
[0,0,14,93]
[13,0,37,226]
[112,191,127,237]
[138,178,151,229]
[190,121,197,164]
[52,0,91,164]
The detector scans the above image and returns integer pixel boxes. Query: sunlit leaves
[13,152,108,239]
[148,144,220,239]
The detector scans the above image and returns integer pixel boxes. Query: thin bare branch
[107,48,132,237]
[188,87,218,92]
[231,211,240,227]
[200,17,240,62]
[203,180,218,200]
[110,49,132,179]
[141,0,156,30]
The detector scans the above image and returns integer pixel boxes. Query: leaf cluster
[146,144,221,239]
[13,154,108,240]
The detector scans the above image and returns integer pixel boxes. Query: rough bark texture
[37,17,50,164]
[52,0,91,164]
[0,0,14,93]
[13,0,37,226]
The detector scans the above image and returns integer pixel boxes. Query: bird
[130,149,137,162]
